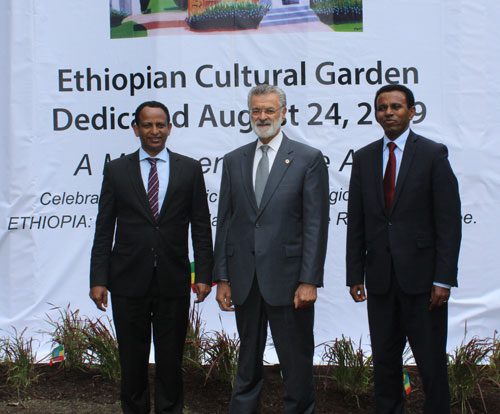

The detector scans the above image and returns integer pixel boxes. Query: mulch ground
[0,364,498,413]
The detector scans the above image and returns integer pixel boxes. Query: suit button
[388,222,392,226]
[255,223,260,228]
[155,226,160,230]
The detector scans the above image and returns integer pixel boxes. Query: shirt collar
[139,147,168,162]
[255,130,283,153]
[383,128,411,151]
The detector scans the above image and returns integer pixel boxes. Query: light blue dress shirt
[139,147,169,212]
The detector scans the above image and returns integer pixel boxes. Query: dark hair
[133,101,171,125]
[374,84,415,109]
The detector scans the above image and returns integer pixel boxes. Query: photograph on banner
[110,0,362,38]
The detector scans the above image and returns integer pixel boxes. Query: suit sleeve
[345,151,366,287]
[431,145,461,286]
[212,155,232,283]
[90,162,117,288]
[189,162,214,285]
[299,151,329,286]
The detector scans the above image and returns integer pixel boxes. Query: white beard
[251,114,283,139]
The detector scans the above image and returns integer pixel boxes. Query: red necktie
[383,142,396,213]
[147,158,159,220]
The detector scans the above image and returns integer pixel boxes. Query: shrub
[487,330,500,388]
[183,306,205,370]
[45,304,88,370]
[203,328,240,386]
[83,317,121,381]
[1,327,39,392]
[310,0,362,25]
[319,335,372,407]
[186,2,269,30]
[448,336,490,414]
[110,9,129,27]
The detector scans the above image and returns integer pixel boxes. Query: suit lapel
[126,150,157,222]
[258,135,293,214]
[158,150,181,220]
[240,140,259,213]
[372,138,386,214]
[391,131,418,213]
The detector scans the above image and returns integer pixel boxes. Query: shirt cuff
[433,282,451,289]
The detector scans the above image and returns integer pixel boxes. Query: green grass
[111,21,148,39]
[147,0,184,13]
[330,22,363,32]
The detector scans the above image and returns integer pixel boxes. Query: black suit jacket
[346,131,461,295]
[213,135,330,306]
[90,149,213,297]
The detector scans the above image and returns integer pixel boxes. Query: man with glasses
[213,85,330,414]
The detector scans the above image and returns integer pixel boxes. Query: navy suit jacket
[90,149,213,297]
[346,131,461,295]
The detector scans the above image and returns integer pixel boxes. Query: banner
[1,0,499,362]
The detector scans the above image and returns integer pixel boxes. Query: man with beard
[213,84,330,414]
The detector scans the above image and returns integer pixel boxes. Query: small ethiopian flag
[403,368,411,395]
[190,261,216,292]
[50,344,65,366]
[191,262,196,292]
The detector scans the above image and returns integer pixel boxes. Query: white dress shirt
[252,131,283,189]
[382,127,410,181]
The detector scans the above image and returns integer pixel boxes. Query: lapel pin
[285,159,290,164]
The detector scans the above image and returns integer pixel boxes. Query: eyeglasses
[250,107,283,116]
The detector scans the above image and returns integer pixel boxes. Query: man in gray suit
[213,85,329,414]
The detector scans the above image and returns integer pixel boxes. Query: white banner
[1,0,499,362]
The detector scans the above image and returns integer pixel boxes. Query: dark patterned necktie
[383,142,396,213]
[147,158,159,220]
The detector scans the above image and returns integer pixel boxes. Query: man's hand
[216,281,234,311]
[294,283,317,309]
[89,286,108,311]
[193,283,211,303]
[349,284,367,302]
[429,285,450,310]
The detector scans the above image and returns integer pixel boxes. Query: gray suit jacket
[213,134,330,306]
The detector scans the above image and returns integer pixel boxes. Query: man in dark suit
[89,101,213,414]
[346,85,461,414]
[213,85,330,414]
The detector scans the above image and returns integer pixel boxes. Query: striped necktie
[147,157,160,220]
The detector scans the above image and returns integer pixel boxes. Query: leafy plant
[1,327,39,392]
[487,330,500,388]
[45,304,88,370]
[448,336,490,414]
[319,335,372,407]
[110,9,129,27]
[311,0,362,25]
[83,317,121,381]
[186,2,269,24]
[203,328,240,386]
[183,306,205,370]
